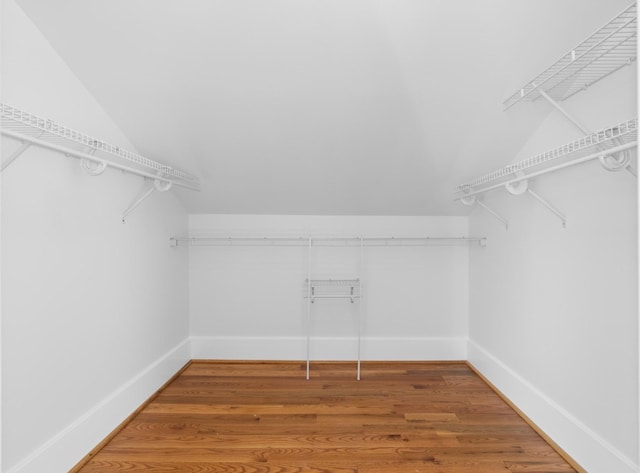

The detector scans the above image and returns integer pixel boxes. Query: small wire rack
[304,279,361,303]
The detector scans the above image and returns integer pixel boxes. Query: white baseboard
[6,338,191,473]
[190,335,467,361]
[19,337,629,473]
[468,340,639,473]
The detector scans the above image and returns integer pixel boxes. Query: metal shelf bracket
[121,177,173,223]
[538,90,590,136]
[1,140,32,172]
[527,189,567,227]
[1,129,48,172]
[624,164,637,177]
[503,172,566,227]
[122,182,156,223]
[461,195,509,229]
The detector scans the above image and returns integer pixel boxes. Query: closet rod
[457,140,636,200]
[2,129,199,191]
[171,236,486,246]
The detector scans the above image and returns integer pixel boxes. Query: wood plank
[73,361,581,472]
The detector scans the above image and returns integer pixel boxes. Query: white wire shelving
[460,3,637,228]
[170,235,487,247]
[457,118,637,197]
[1,103,200,221]
[503,2,637,109]
[305,279,361,303]
[304,278,362,380]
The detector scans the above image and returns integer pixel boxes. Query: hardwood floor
[74,361,579,472]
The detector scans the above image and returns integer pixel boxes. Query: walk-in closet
[1,1,638,472]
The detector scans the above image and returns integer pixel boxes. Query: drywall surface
[468,65,638,472]
[1,1,190,471]
[189,214,470,360]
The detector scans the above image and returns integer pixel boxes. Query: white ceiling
[14,0,634,215]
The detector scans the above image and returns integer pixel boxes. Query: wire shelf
[307,278,360,288]
[1,103,200,189]
[503,2,637,109]
[305,279,361,300]
[457,118,637,194]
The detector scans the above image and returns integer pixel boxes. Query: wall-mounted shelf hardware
[170,235,487,247]
[503,2,637,110]
[460,196,509,229]
[121,178,173,223]
[457,120,637,227]
[303,238,364,381]
[458,118,637,201]
[468,4,637,228]
[526,187,566,227]
[305,277,363,381]
[458,119,637,195]
[1,103,200,221]
[305,279,361,303]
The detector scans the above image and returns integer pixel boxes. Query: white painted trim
[190,336,467,361]
[6,337,191,473]
[468,339,639,473]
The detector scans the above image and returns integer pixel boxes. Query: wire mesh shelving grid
[305,279,361,300]
[503,2,636,109]
[457,118,637,195]
[1,103,200,189]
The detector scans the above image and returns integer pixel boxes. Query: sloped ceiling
[13,0,633,215]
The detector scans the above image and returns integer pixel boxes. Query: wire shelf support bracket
[121,177,174,223]
[2,140,33,171]
[527,188,567,227]
[502,172,567,227]
[1,103,200,221]
[460,195,509,229]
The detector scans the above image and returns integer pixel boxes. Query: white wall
[2,2,636,472]
[1,1,190,471]
[468,64,638,472]
[189,214,470,360]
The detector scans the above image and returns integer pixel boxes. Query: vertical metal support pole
[357,237,363,381]
[306,237,312,380]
